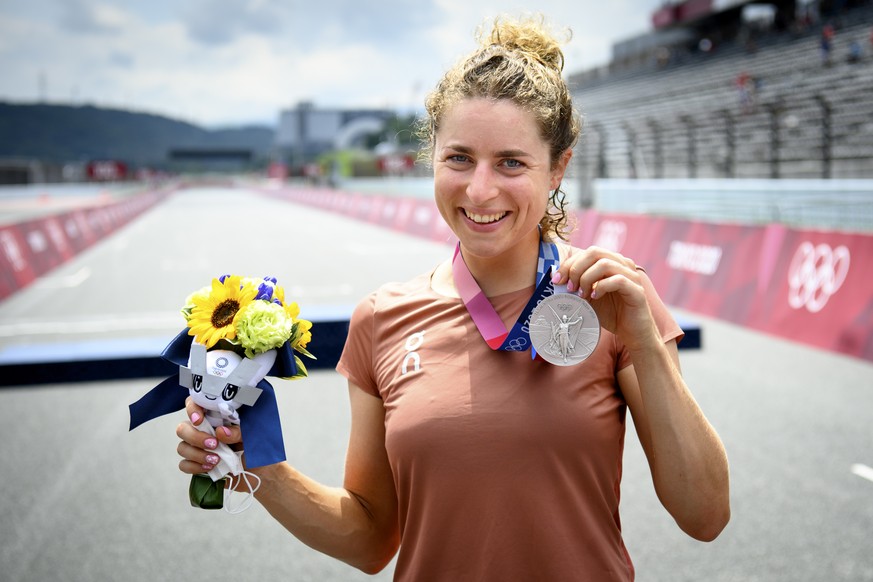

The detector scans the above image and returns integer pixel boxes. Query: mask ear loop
[223,470,261,515]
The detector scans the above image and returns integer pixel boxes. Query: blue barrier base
[0,318,350,387]
[675,315,702,351]
[0,311,700,387]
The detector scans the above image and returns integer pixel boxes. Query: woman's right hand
[175,397,242,474]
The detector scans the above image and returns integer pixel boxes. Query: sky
[0,0,665,128]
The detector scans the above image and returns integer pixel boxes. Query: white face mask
[190,419,261,514]
[178,342,275,513]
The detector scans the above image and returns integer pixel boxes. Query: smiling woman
[174,13,730,582]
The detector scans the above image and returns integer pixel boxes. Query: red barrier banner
[44,216,75,262]
[747,228,873,360]
[63,210,98,253]
[572,210,873,362]
[18,218,68,277]
[364,195,387,224]
[0,225,37,295]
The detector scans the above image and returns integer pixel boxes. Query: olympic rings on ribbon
[505,337,528,351]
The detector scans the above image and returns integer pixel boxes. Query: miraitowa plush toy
[129,275,314,513]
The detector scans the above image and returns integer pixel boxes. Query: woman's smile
[463,209,509,225]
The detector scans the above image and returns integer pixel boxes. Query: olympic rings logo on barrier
[787,242,850,313]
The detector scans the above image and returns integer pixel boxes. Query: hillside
[0,102,275,167]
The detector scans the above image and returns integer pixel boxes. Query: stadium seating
[569,4,873,182]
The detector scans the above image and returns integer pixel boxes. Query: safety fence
[0,186,175,301]
[260,186,873,363]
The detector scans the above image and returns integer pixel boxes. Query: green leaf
[296,346,316,360]
[293,355,309,379]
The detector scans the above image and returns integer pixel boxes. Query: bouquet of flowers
[129,275,315,512]
[183,274,313,372]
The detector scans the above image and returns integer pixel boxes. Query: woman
[176,14,730,581]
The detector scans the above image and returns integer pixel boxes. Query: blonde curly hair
[418,14,582,240]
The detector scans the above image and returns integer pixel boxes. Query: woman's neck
[454,230,543,297]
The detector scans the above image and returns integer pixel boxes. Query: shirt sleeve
[335,291,381,398]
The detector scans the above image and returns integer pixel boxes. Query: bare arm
[619,338,730,541]
[554,245,730,541]
[176,382,400,573]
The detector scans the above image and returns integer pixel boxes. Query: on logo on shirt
[401,331,426,375]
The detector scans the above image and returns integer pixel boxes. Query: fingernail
[206,454,220,465]
[204,438,218,450]
[191,412,201,424]
[221,426,232,437]
[590,288,598,300]
[551,272,561,284]
[566,280,576,292]
[202,463,215,471]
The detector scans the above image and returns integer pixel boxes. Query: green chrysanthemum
[236,300,294,358]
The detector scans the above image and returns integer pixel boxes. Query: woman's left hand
[551,246,658,351]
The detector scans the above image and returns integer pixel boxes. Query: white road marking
[851,464,873,484]
[33,266,91,288]
[0,314,182,337]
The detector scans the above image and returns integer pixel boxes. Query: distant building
[275,101,394,170]
[166,148,253,173]
[0,159,68,184]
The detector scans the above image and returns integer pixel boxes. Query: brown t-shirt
[336,258,683,582]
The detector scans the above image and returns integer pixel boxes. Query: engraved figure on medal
[530,293,600,366]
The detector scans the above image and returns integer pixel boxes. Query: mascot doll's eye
[192,374,203,392]
[222,383,239,401]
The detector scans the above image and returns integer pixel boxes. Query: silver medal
[529,293,600,366]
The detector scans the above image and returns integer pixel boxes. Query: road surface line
[33,266,91,288]
[851,464,873,483]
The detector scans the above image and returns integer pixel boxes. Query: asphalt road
[1,186,872,582]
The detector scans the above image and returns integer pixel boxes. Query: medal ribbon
[452,240,560,353]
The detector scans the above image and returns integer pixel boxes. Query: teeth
[465,210,506,224]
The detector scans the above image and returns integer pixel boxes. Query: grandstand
[569,0,873,183]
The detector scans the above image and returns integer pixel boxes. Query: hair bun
[478,14,570,72]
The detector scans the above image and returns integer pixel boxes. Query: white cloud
[0,0,664,126]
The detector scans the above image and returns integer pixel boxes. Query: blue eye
[503,159,523,169]
[222,383,239,401]
[192,375,203,393]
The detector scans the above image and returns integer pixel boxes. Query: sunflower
[186,275,258,348]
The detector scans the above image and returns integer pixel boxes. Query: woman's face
[433,98,569,262]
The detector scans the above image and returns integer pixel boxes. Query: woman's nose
[466,163,499,204]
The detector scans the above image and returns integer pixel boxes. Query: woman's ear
[550,148,573,190]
